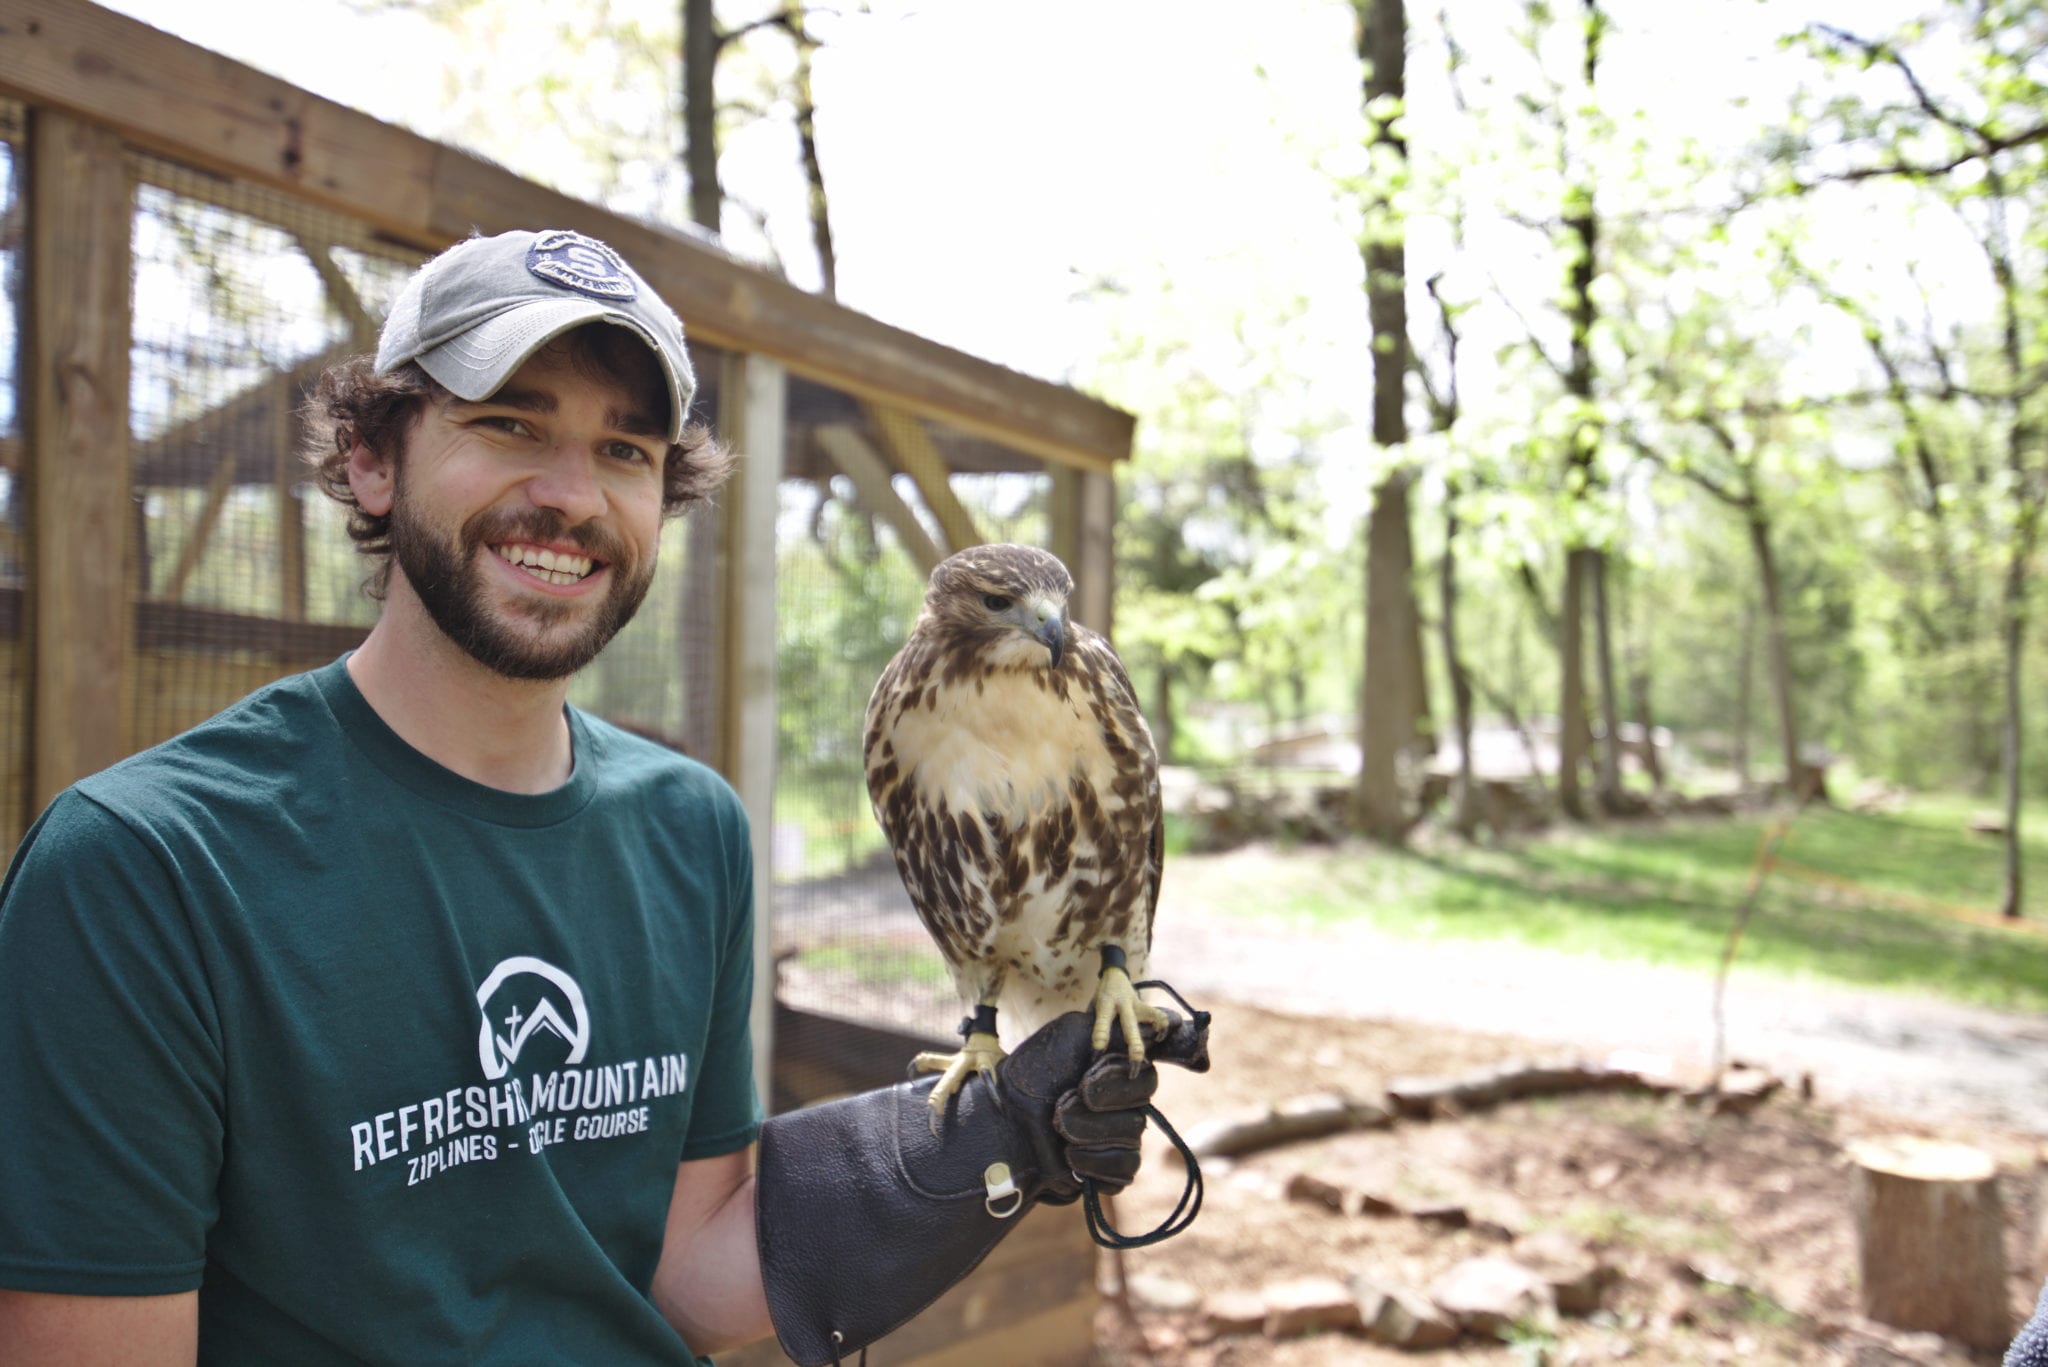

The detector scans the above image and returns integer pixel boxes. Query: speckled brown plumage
[863,544,1162,1048]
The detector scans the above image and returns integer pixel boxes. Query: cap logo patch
[525,230,637,301]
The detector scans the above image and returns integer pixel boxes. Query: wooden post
[718,353,786,1111]
[1074,469,1115,642]
[1848,1136,2011,1349]
[25,110,134,811]
[1046,463,1079,569]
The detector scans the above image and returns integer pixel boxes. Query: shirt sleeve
[0,792,225,1294]
[679,791,762,1160]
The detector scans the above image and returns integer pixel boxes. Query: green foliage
[770,483,926,877]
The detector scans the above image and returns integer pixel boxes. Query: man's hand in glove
[755,1006,1209,1367]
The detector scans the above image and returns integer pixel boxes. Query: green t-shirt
[0,657,761,1364]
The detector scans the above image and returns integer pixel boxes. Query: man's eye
[606,441,655,464]
[983,594,1012,611]
[475,416,532,437]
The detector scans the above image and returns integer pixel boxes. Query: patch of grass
[1560,1203,1653,1248]
[795,941,949,987]
[1172,795,2048,1012]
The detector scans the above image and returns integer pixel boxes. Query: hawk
[864,544,1170,1123]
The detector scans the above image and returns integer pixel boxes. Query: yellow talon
[1091,964,1171,1064]
[913,1030,1006,1133]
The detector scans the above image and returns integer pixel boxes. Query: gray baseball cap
[376,228,697,442]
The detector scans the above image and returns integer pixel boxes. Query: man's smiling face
[384,334,669,681]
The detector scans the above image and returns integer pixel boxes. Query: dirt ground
[1088,1002,2046,1366]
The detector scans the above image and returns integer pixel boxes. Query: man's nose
[524,445,607,524]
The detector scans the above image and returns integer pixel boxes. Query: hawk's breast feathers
[863,545,1161,1042]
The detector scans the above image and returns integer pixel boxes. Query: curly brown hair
[302,325,735,595]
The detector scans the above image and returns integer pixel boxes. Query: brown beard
[387,479,655,682]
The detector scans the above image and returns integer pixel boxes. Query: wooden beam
[0,0,1135,472]
[132,343,347,479]
[813,424,944,575]
[717,354,785,1111]
[293,234,378,347]
[157,442,240,602]
[132,600,365,660]
[26,108,133,808]
[861,399,982,556]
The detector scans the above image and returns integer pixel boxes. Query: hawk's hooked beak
[1034,612,1066,670]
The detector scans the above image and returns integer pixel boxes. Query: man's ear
[346,439,395,517]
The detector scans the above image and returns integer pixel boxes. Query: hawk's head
[923,544,1074,670]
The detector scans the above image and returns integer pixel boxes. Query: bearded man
[0,229,1194,1367]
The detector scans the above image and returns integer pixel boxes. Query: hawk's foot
[1091,958,1172,1065]
[912,1030,1006,1134]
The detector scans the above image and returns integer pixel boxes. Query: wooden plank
[712,1203,1098,1367]
[132,600,366,660]
[0,1,1135,472]
[814,424,943,575]
[26,108,132,808]
[770,1003,949,1111]
[861,400,983,556]
[888,1270,1097,1367]
[0,0,438,241]
[720,354,786,1110]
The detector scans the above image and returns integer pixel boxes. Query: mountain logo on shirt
[475,955,591,1080]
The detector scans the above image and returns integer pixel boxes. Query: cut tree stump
[2033,1142,2048,1277]
[1847,1136,2010,1349]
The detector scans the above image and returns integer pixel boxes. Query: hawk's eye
[982,594,1013,612]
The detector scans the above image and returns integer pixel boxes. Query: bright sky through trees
[96,0,1946,381]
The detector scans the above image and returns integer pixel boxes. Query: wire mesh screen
[127,156,416,752]
[770,379,1056,1043]
[0,102,27,853]
[562,339,727,764]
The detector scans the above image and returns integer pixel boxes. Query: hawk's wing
[1060,623,1162,956]
[862,632,991,976]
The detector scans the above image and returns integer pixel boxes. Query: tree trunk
[788,7,837,298]
[1361,472,1417,839]
[1734,601,1755,787]
[1440,486,1478,836]
[1848,1136,2011,1349]
[1591,552,1624,807]
[1617,566,1663,791]
[1747,512,1803,796]
[1152,664,1176,766]
[1558,549,1590,820]
[1353,0,1416,844]
[2000,518,2031,917]
[1556,0,1604,824]
[682,0,721,232]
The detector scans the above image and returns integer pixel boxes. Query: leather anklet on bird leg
[1092,945,1172,1065]
[911,1003,1005,1132]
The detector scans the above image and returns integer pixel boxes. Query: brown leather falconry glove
[754,1007,1209,1367]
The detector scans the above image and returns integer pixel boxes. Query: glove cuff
[754,1073,1064,1367]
